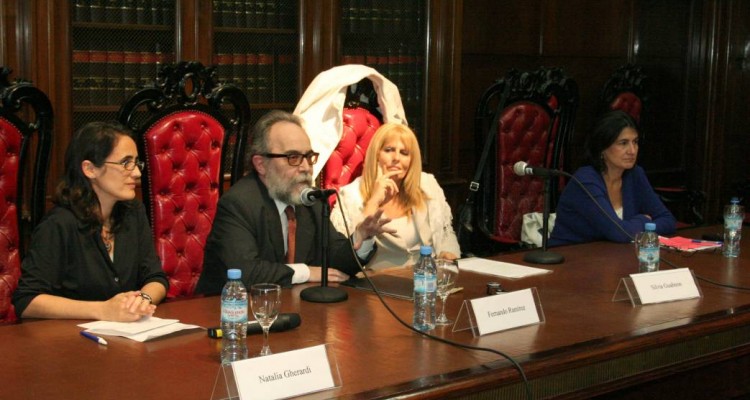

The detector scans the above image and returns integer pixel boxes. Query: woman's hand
[100,291,156,322]
[366,167,402,210]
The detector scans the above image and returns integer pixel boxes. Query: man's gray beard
[266,168,312,206]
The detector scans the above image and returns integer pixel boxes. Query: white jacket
[293,64,407,179]
[331,173,461,270]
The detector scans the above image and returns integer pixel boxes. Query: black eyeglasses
[103,158,145,171]
[262,151,319,166]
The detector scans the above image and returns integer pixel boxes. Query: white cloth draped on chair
[293,64,407,179]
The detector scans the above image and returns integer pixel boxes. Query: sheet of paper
[78,316,201,342]
[458,257,552,279]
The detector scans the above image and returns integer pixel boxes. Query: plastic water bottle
[220,269,248,364]
[413,245,437,331]
[723,197,744,258]
[637,222,660,273]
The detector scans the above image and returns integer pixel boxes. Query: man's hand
[308,267,351,283]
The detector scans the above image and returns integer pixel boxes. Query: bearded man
[196,110,392,293]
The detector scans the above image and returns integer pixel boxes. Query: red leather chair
[118,61,250,298]
[0,67,53,323]
[319,79,383,205]
[600,64,704,227]
[469,67,578,253]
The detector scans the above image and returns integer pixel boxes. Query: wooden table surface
[3,225,750,399]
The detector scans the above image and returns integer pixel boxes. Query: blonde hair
[361,123,427,211]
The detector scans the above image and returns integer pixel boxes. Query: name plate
[470,288,541,336]
[232,344,336,400]
[630,268,701,304]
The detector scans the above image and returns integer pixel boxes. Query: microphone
[299,187,337,206]
[207,313,302,338]
[513,161,564,177]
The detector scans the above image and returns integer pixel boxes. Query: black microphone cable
[334,192,533,400]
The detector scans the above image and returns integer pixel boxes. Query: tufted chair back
[472,67,578,249]
[0,67,53,323]
[320,79,383,206]
[600,64,646,123]
[118,61,250,298]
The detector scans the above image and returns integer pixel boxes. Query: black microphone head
[299,187,316,206]
[513,161,529,176]
[246,313,302,334]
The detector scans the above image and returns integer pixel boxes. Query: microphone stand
[523,175,564,264]
[301,198,348,303]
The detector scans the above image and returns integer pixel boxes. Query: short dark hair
[246,110,304,171]
[54,121,136,232]
[584,110,640,171]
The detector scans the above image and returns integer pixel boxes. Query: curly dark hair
[53,121,137,233]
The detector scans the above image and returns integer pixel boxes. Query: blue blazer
[549,165,676,246]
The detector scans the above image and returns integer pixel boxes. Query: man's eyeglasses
[103,158,145,171]
[262,151,319,166]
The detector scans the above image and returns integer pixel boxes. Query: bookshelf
[339,0,427,149]
[70,0,176,132]
[211,0,299,118]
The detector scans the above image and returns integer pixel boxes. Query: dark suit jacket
[196,172,366,294]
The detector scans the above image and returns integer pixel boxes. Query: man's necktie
[284,206,296,263]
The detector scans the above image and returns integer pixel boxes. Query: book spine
[257,51,273,103]
[245,52,258,101]
[72,49,91,106]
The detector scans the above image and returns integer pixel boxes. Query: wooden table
[3,226,750,399]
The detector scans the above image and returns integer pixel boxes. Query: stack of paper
[79,316,201,342]
[458,257,552,279]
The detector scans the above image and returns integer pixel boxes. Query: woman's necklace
[101,226,114,253]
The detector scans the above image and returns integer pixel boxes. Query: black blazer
[196,172,367,294]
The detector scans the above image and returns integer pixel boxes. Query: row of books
[71,50,174,106]
[341,0,425,35]
[340,54,424,105]
[73,0,175,25]
[212,53,297,104]
[213,0,297,30]
[71,51,297,106]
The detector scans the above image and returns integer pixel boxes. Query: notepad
[659,236,722,252]
[78,316,201,342]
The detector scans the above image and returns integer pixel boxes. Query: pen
[80,331,108,346]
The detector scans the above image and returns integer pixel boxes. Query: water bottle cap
[731,197,740,204]
[644,222,656,231]
[419,245,433,255]
[227,269,241,280]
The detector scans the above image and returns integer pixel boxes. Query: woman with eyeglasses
[13,121,168,321]
[331,123,460,271]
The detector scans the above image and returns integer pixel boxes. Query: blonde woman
[332,123,460,271]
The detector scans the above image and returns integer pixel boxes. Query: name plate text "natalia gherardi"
[471,288,541,336]
[232,344,336,400]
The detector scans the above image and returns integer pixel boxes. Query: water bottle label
[221,299,248,323]
[414,274,437,293]
[725,216,743,230]
[638,247,659,263]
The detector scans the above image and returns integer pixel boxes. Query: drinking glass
[250,283,282,356]
[436,259,459,326]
